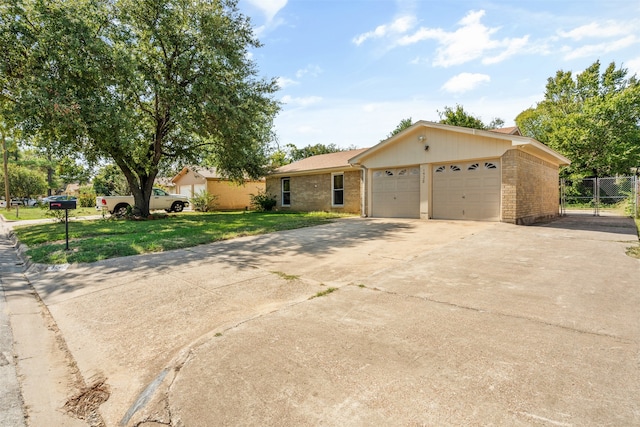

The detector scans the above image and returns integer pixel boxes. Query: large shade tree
[516,60,640,178]
[1,0,279,216]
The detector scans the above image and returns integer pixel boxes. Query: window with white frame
[332,173,344,206]
[281,178,291,206]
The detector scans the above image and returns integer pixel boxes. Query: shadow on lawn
[17,218,418,300]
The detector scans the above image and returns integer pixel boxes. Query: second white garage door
[432,160,501,221]
[371,167,420,218]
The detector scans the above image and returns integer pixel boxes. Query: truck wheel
[171,202,184,213]
[113,204,129,217]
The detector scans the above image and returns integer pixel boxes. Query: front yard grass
[2,206,99,221]
[13,211,349,265]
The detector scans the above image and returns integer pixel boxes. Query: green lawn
[1,206,100,221]
[13,211,349,265]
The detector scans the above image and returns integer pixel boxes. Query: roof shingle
[274,148,368,173]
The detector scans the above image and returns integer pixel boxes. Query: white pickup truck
[96,188,189,215]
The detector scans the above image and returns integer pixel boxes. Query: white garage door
[371,167,420,218]
[178,183,206,198]
[193,184,206,197]
[432,160,501,221]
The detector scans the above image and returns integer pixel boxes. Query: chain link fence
[561,176,638,217]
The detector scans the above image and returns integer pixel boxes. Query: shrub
[191,190,218,212]
[78,186,96,208]
[250,190,277,211]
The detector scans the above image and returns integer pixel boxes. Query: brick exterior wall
[501,149,560,225]
[265,170,361,214]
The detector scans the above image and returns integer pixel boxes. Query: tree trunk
[2,129,10,211]
[130,173,157,218]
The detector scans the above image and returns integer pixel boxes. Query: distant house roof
[489,126,521,135]
[273,148,369,175]
[64,183,81,195]
[172,166,264,182]
[155,177,176,188]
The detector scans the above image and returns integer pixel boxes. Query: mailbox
[49,200,77,210]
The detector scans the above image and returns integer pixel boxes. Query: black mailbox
[50,200,77,210]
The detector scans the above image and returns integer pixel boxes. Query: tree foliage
[285,143,352,162]
[92,164,130,196]
[438,105,487,129]
[383,117,413,141]
[516,60,640,177]
[1,0,280,216]
[0,164,47,198]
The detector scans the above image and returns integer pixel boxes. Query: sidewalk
[0,220,27,427]
[0,219,88,427]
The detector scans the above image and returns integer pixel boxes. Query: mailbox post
[49,200,77,250]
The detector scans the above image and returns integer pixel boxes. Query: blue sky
[238,0,640,149]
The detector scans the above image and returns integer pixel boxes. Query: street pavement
[1,212,639,426]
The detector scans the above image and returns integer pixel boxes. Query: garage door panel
[372,167,420,218]
[432,160,500,221]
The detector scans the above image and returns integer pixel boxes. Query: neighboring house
[172,166,265,210]
[266,121,570,225]
[64,183,81,196]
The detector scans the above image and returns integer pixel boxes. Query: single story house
[266,121,571,224]
[172,166,265,210]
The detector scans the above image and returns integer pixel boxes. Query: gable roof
[489,126,521,135]
[272,148,368,175]
[171,166,265,183]
[349,121,570,166]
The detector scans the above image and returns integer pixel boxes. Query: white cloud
[359,10,528,67]
[352,15,417,46]
[295,65,323,79]
[281,95,323,107]
[626,57,640,76]
[441,73,490,94]
[276,76,298,89]
[483,35,529,65]
[246,0,287,22]
[276,65,322,90]
[409,56,429,65]
[558,21,631,41]
[563,35,637,60]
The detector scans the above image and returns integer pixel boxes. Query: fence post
[633,175,640,218]
[593,178,599,216]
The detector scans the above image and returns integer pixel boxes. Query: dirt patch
[63,376,110,426]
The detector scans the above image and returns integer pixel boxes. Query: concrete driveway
[3,214,639,426]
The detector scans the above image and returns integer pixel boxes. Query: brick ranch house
[266,121,570,224]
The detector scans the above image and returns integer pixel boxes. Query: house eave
[268,165,362,178]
